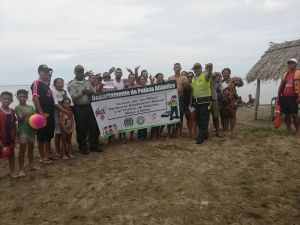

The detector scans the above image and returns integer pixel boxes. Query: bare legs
[9,148,18,178]
[61,132,74,160]
[54,133,61,156]
[222,108,237,136]
[19,142,40,177]
[285,113,300,138]
[166,123,181,140]
[38,140,52,163]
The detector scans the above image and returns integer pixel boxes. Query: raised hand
[135,65,140,70]
[109,67,115,74]
[150,75,155,83]
[95,73,101,77]
[84,70,94,77]
[126,67,133,74]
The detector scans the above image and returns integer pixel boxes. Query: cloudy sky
[0,0,299,85]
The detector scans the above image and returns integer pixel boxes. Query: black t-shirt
[31,80,55,114]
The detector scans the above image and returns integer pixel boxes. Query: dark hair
[155,73,163,78]
[89,75,95,79]
[53,78,64,86]
[181,71,187,76]
[187,72,194,77]
[17,89,28,96]
[96,76,102,82]
[115,68,122,71]
[222,68,231,74]
[174,63,181,67]
[141,70,148,76]
[0,91,13,98]
[61,97,71,104]
[128,73,135,79]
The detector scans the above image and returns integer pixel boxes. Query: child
[15,89,40,177]
[59,98,74,160]
[0,91,18,178]
[52,78,71,157]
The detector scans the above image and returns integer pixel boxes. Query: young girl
[52,78,71,157]
[59,98,74,160]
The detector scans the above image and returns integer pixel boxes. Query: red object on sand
[273,101,281,129]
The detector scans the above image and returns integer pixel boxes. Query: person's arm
[134,66,140,81]
[32,96,43,115]
[189,88,193,107]
[68,85,84,101]
[204,63,213,82]
[55,104,72,116]
[236,77,244,87]
[14,117,18,143]
[15,106,27,123]
[70,116,75,133]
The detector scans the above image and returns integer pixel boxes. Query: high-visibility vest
[281,70,300,94]
[191,72,211,103]
[170,100,178,106]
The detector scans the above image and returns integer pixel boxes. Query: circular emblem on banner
[124,118,134,127]
[148,113,157,120]
[136,116,145,125]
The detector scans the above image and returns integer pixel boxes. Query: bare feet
[19,170,26,177]
[122,138,127,144]
[62,155,69,160]
[165,134,171,141]
[294,133,300,139]
[29,165,41,170]
[10,173,19,179]
[68,154,74,159]
[174,133,181,138]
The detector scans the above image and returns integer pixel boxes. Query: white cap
[287,58,298,64]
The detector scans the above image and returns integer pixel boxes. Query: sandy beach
[0,105,299,224]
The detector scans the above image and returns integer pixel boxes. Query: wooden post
[254,78,260,120]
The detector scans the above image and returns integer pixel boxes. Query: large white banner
[90,80,180,139]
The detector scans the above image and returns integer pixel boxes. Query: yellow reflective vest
[191,72,211,104]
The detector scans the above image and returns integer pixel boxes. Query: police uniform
[68,69,102,153]
[191,70,211,144]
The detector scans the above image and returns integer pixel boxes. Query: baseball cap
[74,65,84,71]
[191,63,202,69]
[287,58,298,64]
[38,64,52,73]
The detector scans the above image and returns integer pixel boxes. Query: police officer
[191,63,213,144]
[68,65,103,154]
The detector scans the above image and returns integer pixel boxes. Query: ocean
[0,82,279,109]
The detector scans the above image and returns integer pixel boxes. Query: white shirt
[113,80,124,90]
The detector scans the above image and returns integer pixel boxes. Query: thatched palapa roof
[246,39,300,83]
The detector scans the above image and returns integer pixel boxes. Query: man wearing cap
[68,65,103,154]
[31,64,55,163]
[277,58,300,139]
[190,63,213,144]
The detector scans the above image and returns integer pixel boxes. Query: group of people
[0,62,245,178]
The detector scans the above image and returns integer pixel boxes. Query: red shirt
[279,71,297,97]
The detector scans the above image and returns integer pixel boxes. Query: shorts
[280,96,298,115]
[54,112,61,134]
[37,114,55,142]
[19,133,35,143]
[54,123,61,134]
[210,99,220,118]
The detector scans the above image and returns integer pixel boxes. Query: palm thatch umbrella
[246,39,300,119]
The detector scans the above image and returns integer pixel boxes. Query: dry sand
[0,105,300,225]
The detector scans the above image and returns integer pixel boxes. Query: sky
[0,0,300,86]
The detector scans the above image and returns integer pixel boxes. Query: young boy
[15,89,40,177]
[0,91,18,178]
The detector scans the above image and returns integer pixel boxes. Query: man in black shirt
[31,64,55,164]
